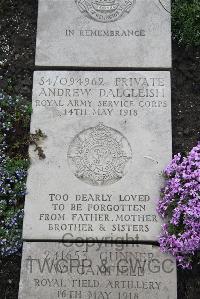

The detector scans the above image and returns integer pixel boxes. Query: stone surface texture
[18,242,177,299]
[36,0,171,68]
[22,70,172,241]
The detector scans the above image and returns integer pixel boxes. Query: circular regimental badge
[75,0,136,23]
[68,123,132,186]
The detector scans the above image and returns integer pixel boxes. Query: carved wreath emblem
[67,123,132,186]
[75,0,136,23]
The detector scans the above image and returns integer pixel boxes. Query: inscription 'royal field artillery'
[19,243,177,299]
[19,0,176,297]
[75,0,136,23]
[68,123,132,186]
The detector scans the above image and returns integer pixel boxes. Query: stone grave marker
[18,1,177,298]
[19,242,177,299]
[22,70,172,242]
[35,0,171,68]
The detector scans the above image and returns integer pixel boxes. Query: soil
[0,0,199,298]
[172,43,200,155]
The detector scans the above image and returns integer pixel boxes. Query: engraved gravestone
[18,0,176,298]
[67,123,132,186]
[22,70,172,241]
[18,242,177,299]
[36,0,171,67]
[75,0,136,23]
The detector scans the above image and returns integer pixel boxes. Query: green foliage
[0,90,47,256]
[0,92,32,159]
[0,157,26,255]
[0,91,31,255]
[167,223,185,235]
[172,0,200,46]
[4,158,30,172]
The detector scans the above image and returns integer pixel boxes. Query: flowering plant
[0,91,31,256]
[157,143,200,269]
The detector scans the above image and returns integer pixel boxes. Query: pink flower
[157,143,200,269]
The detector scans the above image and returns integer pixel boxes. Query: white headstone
[22,70,172,242]
[19,242,177,299]
[36,0,171,68]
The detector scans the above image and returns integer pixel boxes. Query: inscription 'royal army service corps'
[68,123,132,186]
[75,0,136,23]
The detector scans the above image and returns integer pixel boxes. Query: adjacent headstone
[22,70,172,241]
[18,1,176,299]
[19,242,177,299]
[35,0,171,68]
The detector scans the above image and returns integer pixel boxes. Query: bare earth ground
[0,0,200,298]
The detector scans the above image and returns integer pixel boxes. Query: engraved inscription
[22,71,171,241]
[68,123,132,186]
[19,243,177,299]
[75,0,136,23]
